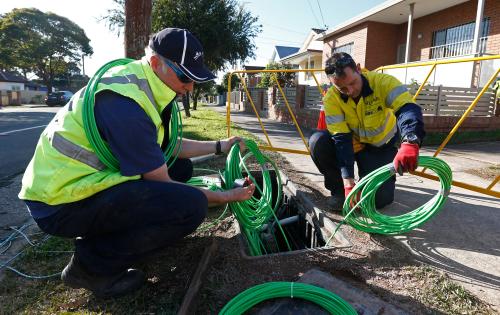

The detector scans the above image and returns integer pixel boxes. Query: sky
[0,0,386,80]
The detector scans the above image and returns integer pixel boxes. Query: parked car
[45,91,73,106]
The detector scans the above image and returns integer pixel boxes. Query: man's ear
[150,55,162,72]
[356,63,361,72]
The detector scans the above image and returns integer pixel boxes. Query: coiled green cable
[82,58,182,171]
[223,139,291,256]
[326,156,452,243]
[219,282,357,315]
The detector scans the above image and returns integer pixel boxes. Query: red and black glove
[344,185,361,208]
[344,185,355,198]
[393,143,419,174]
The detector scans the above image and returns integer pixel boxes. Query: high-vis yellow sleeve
[378,73,414,112]
[323,89,350,135]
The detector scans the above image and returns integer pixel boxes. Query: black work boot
[61,255,145,298]
[327,192,345,212]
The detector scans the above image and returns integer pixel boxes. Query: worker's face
[151,55,194,96]
[329,66,362,98]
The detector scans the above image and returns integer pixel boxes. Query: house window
[431,18,490,59]
[332,42,353,55]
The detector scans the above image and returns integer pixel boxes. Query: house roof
[0,70,27,83]
[319,0,469,40]
[275,46,300,59]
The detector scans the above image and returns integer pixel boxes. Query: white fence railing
[430,37,487,59]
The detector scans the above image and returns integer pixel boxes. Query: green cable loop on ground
[219,282,357,315]
[82,58,182,171]
[223,139,291,256]
[339,156,452,236]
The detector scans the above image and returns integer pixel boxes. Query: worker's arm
[331,133,356,188]
[380,73,425,142]
[142,164,255,203]
[323,90,356,188]
[175,137,245,158]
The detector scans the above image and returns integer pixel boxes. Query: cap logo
[193,51,203,61]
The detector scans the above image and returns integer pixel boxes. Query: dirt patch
[463,165,500,181]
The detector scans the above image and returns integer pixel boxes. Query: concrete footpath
[210,104,500,310]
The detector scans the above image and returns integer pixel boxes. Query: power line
[316,0,327,29]
[258,36,302,44]
[307,0,321,28]
[262,23,308,36]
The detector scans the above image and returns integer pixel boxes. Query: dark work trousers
[309,131,397,208]
[34,158,208,276]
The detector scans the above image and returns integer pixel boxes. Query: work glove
[344,185,361,209]
[393,143,419,174]
[344,185,355,198]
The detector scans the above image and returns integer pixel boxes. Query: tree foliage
[221,72,241,91]
[257,62,296,88]
[98,0,125,37]
[0,8,93,93]
[152,0,261,113]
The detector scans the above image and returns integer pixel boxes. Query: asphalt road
[0,106,58,182]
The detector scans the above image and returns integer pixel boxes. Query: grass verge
[425,129,500,146]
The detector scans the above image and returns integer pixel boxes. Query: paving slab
[210,104,500,310]
[253,269,408,314]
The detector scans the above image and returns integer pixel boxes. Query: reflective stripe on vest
[326,114,344,124]
[52,132,106,171]
[352,112,396,147]
[386,85,408,107]
[100,74,159,110]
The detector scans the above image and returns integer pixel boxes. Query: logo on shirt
[193,51,203,61]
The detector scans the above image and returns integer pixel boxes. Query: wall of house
[397,0,500,62]
[365,22,400,70]
[322,23,369,82]
[0,82,24,91]
[297,55,323,86]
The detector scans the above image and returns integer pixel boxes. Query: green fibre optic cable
[223,139,291,256]
[326,156,452,245]
[219,282,357,315]
[82,58,182,171]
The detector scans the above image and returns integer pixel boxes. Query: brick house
[318,0,499,87]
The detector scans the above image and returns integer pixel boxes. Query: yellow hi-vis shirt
[323,70,413,149]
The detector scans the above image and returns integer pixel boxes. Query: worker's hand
[344,185,355,198]
[344,184,362,209]
[222,136,246,154]
[393,143,419,174]
[225,181,255,202]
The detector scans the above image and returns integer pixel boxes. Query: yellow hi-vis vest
[19,58,176,205]
[323,70,413,149]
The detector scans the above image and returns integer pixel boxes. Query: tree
[99,0,126,37]
[257,62,296,88]
[0,8,93,93]
[152,0,261,116]
[221,72,241,92]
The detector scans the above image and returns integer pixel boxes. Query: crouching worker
[309,52,425,211]
[18,28,255,298]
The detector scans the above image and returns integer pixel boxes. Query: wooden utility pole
[124,0,152,59]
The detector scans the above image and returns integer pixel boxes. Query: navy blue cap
[149,28,216,83]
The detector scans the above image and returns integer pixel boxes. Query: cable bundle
[342,156,452,235]
[219,282,357,315]
[82,58,182,171]
[223,139,290,256]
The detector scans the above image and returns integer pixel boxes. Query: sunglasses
[324,56,356,77]
[160,56,193,84]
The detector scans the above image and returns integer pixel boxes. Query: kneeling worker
[18,28,255,298]
[309,52,425,210]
